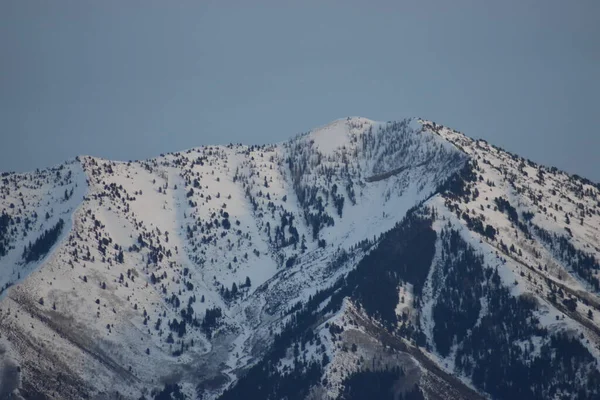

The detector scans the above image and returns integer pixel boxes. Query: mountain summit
[0,118,599,399]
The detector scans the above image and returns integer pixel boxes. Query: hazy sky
[1,1,599,180]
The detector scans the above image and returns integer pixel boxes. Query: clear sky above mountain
[1,0,598,181]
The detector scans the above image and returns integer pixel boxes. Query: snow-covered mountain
[1,117,599,400]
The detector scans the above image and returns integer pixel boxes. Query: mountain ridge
[0,117,599,400]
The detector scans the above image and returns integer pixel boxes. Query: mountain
[0,117,599,400]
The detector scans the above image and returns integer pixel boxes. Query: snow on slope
[0,117,468,398]
[308,117,374,155]
[1,117,598,399]
[220,119,600,400]
[423,120,600,300]
[413,120,600,394]
[0,159,86,297]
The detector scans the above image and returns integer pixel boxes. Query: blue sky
[1,1,598,180]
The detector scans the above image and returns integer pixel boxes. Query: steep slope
[218,121,600,400]
[0,118,464,399]
[0,160,86,296]
[0,117,598,400]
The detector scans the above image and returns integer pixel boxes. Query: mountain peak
[2,117,600,400]
[306,117,375,155]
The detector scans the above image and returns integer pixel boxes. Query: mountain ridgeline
[0,117,599,400]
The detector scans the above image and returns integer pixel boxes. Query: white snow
[308,117,373,155]
[2,117,599,399]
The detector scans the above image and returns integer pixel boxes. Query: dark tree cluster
[439,160,478,201]
[273,212,300,249]
[22,218,64,263]
[285,138,346,240]
[493,197,531,237]
[494,197,519,223]
[0,211,14,257]
[460,211,496,241]
[200,307,222,338]
[533,224,600,291]
[326,248,351,273]
[331,183,345,218]
[433,229,600,400]
[432,229,485,356]
[345,208,437,329]
[341,367,424,400]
